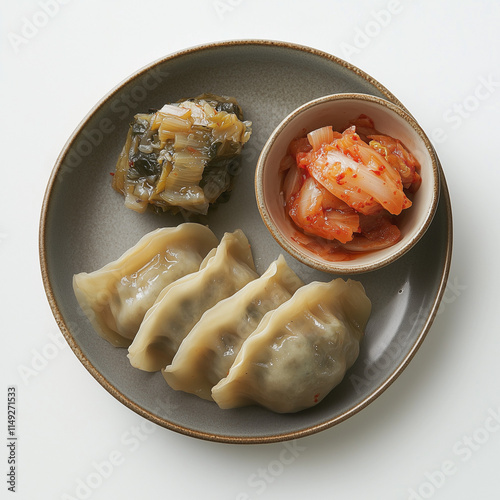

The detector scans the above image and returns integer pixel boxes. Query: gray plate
[39,41,452,444]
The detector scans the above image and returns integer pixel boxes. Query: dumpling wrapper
[163,255,304,400]
[128,229,258,372]
[72,223,218,347]
[211,279,372,413]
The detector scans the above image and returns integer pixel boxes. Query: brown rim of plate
[255,92,441,275]
[39,40,453,445]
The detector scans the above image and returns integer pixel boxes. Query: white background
[1,1,499,499]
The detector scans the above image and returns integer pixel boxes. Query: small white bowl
[255,93,440,274]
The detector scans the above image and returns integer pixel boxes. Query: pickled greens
[113,94,252,217]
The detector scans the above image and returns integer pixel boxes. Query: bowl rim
[255,92,441,275]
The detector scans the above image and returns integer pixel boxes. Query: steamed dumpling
[128,230,258,372]
[72,223,218,347]
[163,255,304,400]
[211,279,371,413]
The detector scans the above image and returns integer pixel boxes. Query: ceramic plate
[40,41,452,444]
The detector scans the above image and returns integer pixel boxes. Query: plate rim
[39,39,453,444]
